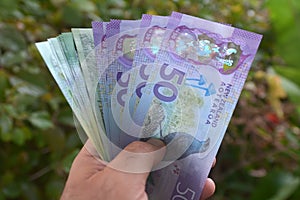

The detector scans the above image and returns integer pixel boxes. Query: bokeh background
[0,0,299,199]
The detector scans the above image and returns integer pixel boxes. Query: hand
[60,139,215,200]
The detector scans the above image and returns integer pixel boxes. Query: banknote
[92,21,112,140]
[35,41,74,113]
[71,28,97,113]
[148,12,262,199]
[92,21,107,47]
[96,19,142,157]
[36,39,106,159]
[72,28,97,94]
[58,32,108,160]
[71,29,108,154]
[118,15,170,135]
[125,14,233,126]
[122,12,262,200]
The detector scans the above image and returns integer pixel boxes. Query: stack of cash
[36,12,262,199]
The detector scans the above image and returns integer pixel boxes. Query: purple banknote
[120,12,262,200]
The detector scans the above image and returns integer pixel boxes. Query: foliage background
[0,0,299,199]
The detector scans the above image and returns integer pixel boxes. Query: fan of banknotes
[36,12,262,200]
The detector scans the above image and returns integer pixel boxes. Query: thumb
[108,139,166,174]
[102,139,165,186]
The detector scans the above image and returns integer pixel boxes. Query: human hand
[60,139,215,200]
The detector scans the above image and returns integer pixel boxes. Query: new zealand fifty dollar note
[111,12,262,200]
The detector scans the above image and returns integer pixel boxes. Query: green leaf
[57,107,74,127]
[45,179,64,199]
[250,170,300,200]
[274,66,300,87]
[267,0,300,68]
[0,25,26,52]
[3,104,18,118]
[267,0,294,31]
[62,149,80,173]
[73,0,97,13]
[0,0,19,20]
[279,75,300,104]
[17,66,48,88]
[0,70,9,101]
[12,128,27,145]
[65,132,81,149]
[9,76,45,97]
[12,93,40,114]
[62,4,83,27]
[28,111,53,130]
[269,176,300,200]
[0,114,13,134]
[1,51,27,67]
[44,128,65,152]
[22,0,44,17]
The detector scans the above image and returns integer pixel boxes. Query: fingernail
[146,138,165,148]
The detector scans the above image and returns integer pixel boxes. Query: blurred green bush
[0,0,299,199]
